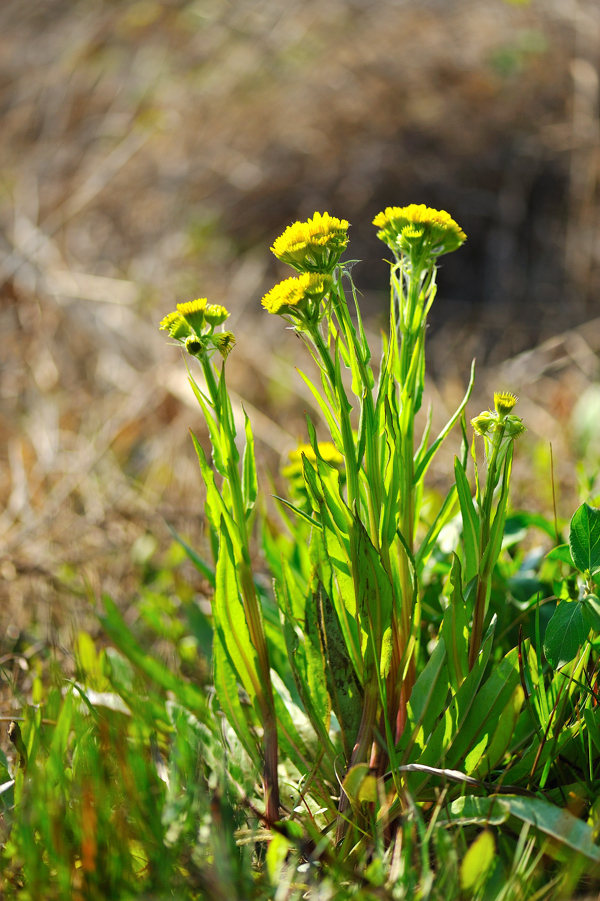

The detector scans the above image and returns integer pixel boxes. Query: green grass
[4,204,600,899]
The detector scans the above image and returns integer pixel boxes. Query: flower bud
[185,335,205,356]
[494,392,518,418]
[204,304,230,327]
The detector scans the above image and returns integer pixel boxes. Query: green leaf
[400,638,448,759]
[479,443,513,580]
[450,645,521,770]
[213,631,261,768]
[100,595,210,725]
[460,830,495,891]
[471,684,524,778]
[437,795,509,826]
[546,543,575,567]
[583,593,600,631]
[242,407,258,515]
[213,523,262,713]
[543,600,590,669]
[454,456,479,583]
[351,518,393,678]
[413,359,476,485]
[441,555,469,693]
[569,502,600,575]
[272,495,322,531]
[316,583,363,762]
[165,522,216,586]
[503,795,600,863]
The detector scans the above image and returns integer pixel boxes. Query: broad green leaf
[316,583,363,762]
[503,795,600,863]
[543,600,590,669]
[454,457,479,583]
[569,502,600,575]
[437,795,509,826]
[460,830,495,891]
[546,543,575,567]
[583,593,600,631]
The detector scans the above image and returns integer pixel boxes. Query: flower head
[373,204,466,258]
[271,212,349,273]
[160,311,191,340]
[177,298,207,334]
[282,441,345,508]
[494,392,518,418]
[261,272,332,325]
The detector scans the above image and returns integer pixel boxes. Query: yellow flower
[261,272,332,322]
[159,311,191,340]
[373,204,466,257]
[271,212,349,273]
[494,392,518,417]
[177,298,207,334]
[282,442,345,503]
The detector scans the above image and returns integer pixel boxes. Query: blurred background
[1,0,600,647]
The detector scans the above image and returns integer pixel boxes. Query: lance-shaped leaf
[351,518,394,679]
[213,631,261,768]
[316,583,363,762]
[242,407,257,516]
[454,456,479,583]
[479,444,514,580]
[441,555,469,694]
[213,522,262,716]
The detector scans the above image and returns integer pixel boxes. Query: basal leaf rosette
[271,212,349,273]
[261,272,333,327]
[373,204,466,260]
[160,297,234,359]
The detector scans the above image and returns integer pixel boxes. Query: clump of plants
[5,204,600,900]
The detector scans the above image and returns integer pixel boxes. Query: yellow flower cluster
[160,297,234,360]
[282,441,345,504]
[471,392,525,440]
[261,272,332,321]
[373,204,466,258]
[270,212,349,274]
